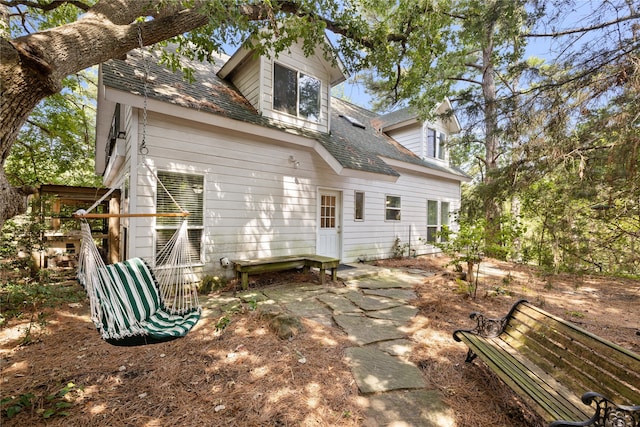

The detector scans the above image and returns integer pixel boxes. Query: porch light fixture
[288,155,300,169]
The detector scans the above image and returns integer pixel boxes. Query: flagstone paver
[374,338,414,357]
[204,264,451,426]
[285,298,334,327]
[333,314,405,345]
[365,304,419,323]
[345,347,426,393]
[345,275,422,290]
[362,288,417,301]
[362,389,455,427]
[316,293,362,314]
[343,290,404,311]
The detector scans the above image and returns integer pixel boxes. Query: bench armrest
[549,391,640,427]
[453,299,528,340]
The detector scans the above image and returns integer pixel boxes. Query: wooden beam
[73,213,189,219]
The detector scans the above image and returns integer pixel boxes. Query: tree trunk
[481,12,502,256]
[0,1,211,229]
[0,0,354,230]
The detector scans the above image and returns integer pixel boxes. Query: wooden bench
[453,299,640,426]
[232,254,340,290]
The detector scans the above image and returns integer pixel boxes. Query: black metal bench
[232,254,340,290]
[453,299,640,426]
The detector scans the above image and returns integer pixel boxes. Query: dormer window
[273,62,321,122]
[426,128,446,160]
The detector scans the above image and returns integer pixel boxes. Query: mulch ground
[1,256,639,426]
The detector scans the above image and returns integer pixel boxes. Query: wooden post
[108,197,120,264]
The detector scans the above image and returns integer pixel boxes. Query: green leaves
[5,69,100,188]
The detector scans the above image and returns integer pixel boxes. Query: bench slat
[232,255,339,289]
[456,332,589,422]
[453,300,640,425]
[490,335,590,420]
[506,305,640,404]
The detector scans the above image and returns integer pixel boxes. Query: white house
[94,39,469,276]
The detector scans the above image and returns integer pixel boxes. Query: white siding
[314,161,461,263]
[230,55,261,110]
[125,110,461,275]
[386,123,423,158]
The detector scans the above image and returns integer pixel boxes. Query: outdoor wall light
[288,155,300,169]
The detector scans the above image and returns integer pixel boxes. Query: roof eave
[380,157,471,182]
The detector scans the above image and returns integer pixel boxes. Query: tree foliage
[5,70,101,188]
[0,0,387,227]
[1,0,638,274]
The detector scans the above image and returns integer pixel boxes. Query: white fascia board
[380,157,471,182]
[338,168,400,182]
[95,66,116,175]
[381,117,419,133]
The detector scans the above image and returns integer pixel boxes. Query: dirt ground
[1,256,638,426]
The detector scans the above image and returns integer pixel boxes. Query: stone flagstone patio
[202,265,454,426]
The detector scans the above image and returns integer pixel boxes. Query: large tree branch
[0,0,90,11]
[525,11,640,37]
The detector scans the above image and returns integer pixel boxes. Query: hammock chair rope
[76,24,200,345]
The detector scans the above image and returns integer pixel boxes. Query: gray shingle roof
[101,49,467,180]
[378,107,418,129]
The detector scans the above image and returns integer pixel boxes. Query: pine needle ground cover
[1,258,638,426]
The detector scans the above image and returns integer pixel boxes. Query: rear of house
[94,39,469,277]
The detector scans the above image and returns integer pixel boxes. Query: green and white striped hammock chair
[76,211,201,346]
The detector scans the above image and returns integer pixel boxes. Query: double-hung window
[385,195,401,221]
[273,63,321,122]
[426,127,447,160]
[427,200,438,242]
[426,200,450,243]
[156,171,204,263]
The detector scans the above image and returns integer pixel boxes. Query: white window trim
[385,194,401,222]
[273,61,322,123]
[424,126,448,161]
[354,191,365,221]
[154,170,205,266]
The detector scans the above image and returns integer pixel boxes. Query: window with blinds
[155,171,204,263]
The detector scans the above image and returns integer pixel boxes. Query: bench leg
[331,267,337,282]
[464,349,477,363]
[241,272,249,290]
[319,268,326,285]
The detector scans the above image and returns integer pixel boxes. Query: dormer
[218,37,348,134]
[380,99,461,164]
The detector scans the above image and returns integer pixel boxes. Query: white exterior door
[317,190,341,259]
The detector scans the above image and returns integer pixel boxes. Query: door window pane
[321,195,336,229]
